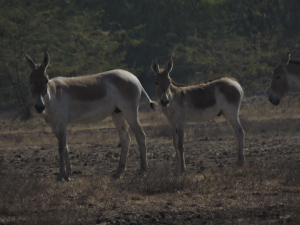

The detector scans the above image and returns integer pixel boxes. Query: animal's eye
[45,79,48,84]
[275,76,280,80]
[155,82,158,85]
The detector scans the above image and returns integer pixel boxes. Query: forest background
[1,0,300,119]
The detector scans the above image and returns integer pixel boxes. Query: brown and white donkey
[23,51,156,181]
[151,58,244,174]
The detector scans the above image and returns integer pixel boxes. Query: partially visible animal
[267,53,300,105]
[23,51,156,181]
[151,58,244,174]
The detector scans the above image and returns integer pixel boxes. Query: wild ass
[151,58,244,174]
[267,53,300,105]
[23,51,156,181]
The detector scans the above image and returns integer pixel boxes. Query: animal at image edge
[151,58,245,174]
[267,53,300,106]
[23,51,156,181]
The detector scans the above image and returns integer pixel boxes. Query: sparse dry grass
[0,94,300,224]
[0,162,299,224]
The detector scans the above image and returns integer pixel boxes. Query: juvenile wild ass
[23,51,155,181]
[151,58,244,174]
[267,53,300,105]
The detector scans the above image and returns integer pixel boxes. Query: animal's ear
[280,52,290,66]
[165,57,173,74]
[151,58,159,74]
[22,51,36,70]
[43,51,50,70]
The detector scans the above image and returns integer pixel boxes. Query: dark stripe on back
[171,76,236,87]
[289,60,300,65]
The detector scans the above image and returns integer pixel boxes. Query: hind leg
[111,111,131,178]
[224,113,245,165]
[123,110,148,175]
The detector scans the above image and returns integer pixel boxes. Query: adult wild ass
[267,53,300,106]
[151,58,244,174]
[23,51,156,181]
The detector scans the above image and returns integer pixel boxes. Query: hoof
[64,176,71,182]
[137,169,146,178]
[57,175,71,182]
[113,166,125,179]
[112,173,121,179]
[57,176,65,182]
[174,172,184,177]
[174,167,185,176]
[236,159,244,166]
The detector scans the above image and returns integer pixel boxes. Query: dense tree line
[1,0,300,118]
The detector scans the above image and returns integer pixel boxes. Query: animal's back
[49,69,142,101]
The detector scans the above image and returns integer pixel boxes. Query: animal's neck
[287,61,300,76]
[287,73,300,88]
[170,82,181,94]
[286,62,300,88]
[43,82,53,110]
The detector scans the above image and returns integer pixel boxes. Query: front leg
[171,125,180,175]
[176,122,186,174]
[56,126,71,181]
[172,122,186,175]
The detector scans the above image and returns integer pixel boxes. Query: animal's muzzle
[266,88,280,106]
[160,92,169,107]
[160,99,169,107]
[35,93,45,113]
[35,104,45,113]
[268,96,280,106]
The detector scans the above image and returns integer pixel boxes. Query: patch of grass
[1,160,300,224]
[117,164,203,195]
[0,166,202,224]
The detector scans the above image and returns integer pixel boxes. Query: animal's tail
[142,88,158,111]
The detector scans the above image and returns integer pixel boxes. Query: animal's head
[23,51,50,113]
[267,53,290,106]
[151,57,173,107]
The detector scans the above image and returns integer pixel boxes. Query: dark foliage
[1,0,300,117]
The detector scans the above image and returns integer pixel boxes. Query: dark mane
[289,59,300,65]
[171,76,235,87]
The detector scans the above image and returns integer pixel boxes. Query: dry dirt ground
[0,95,300,225]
